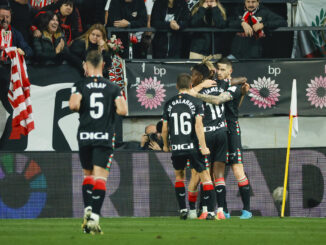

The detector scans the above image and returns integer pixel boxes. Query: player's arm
[69,93,82,112]
[195,115,210,155]
[230,76,247,86]
[195,91,233,105]
[239,83,250,108]
[115,97,128,116]
[193,79,217,92]
[162,121,169,152]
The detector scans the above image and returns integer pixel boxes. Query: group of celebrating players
[69,50,252,234]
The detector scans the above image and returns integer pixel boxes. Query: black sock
[92,178,106,215]
[82,176,94,208]
[215,185,226,210]
[188,191,198,210]
[203,182,216,213]
[175,181,186,210]
[239,184,250,211]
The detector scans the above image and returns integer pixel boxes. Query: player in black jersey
[187,63,229,220]
[69,50,128,234]
[162,73,217,220]
[191,58,251,219]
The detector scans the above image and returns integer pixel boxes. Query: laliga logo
[171,143,194,151]
[80,132,109,140]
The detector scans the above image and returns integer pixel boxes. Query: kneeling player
[162,73,217,220]
[69,50,128,233]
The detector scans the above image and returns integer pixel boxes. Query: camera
[147,133,158,142]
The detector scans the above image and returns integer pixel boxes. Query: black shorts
[79,145,114,171]
[205,130,228,163]
[171,152,207,173]
[226,133,243,165]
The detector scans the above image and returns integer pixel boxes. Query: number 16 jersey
[162,93,204,155]
[72,77,122,148]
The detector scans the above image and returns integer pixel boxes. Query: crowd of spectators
[0,0,288,67]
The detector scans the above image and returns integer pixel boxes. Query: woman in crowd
[150,0,191,59]
[32,11,70,64]
[33,0,83,45]
[189,0,227,59]
[69,23,111,75]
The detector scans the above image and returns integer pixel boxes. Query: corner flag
[290,79,298,137]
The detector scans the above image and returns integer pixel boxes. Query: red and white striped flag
[5,47,34,139]
[29,0,54,9]
[290,79,298,137]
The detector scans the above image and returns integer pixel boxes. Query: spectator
[69,23,111,75]
[32,11,70,64]
[107,0,147,59]
[189,0,227,59]
[140,121,163,150]
[0,4,33,59]
[33,0,83,45]
[8,0,33,45]
[228,0,287,59]
[150,0,190,59]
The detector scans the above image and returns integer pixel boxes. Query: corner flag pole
[281,79,298,218]
[280,115,293,218]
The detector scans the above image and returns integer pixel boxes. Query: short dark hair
[0,5,11,12]
[177,73,192,90]
[60,0,74,7]
[192,63,210,79]
[217,57,232,68]
[85,50,103,68]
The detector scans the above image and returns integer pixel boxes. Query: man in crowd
[229,0,287,59]
[162,73,217,220]
[69,50,128,234]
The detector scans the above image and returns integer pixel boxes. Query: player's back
[73,76,122,147]
[163,93,204,155]
[199,80,228,131]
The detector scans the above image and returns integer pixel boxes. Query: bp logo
[311,8,326,48]
[0,154,47,218]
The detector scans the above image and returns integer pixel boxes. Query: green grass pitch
[0,217,326,245]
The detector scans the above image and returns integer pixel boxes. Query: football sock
[82,176,95,208]
[175,180,186,210]
[238,176,250,211]
[188,190,198,210]
[214,178,226,210]
[202,181,216,213]
[92,177,107,215]
[198,183,204,211]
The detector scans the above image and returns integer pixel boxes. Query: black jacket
[228,5,287,59]
[69,39,112,76]
[32,31,68,64]
[108,0,147,58]
[190,6,227,56]
[11,26,34,59]
[151,0,190,58]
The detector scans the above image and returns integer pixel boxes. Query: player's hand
[201,79,217,88]
[149,141,162,151]
[241,22,253,37]
[200,147,210,156]
[163,145,169,152]
[253,23,264,32]
[241,83,250,95]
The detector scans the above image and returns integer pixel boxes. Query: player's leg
[188,169,200,219]
[213,161,226,219]
[231,163,252,219]
[79,146,95,233]
[87,147,113,234]
[171,155,188,219]
[197,169,217,220]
